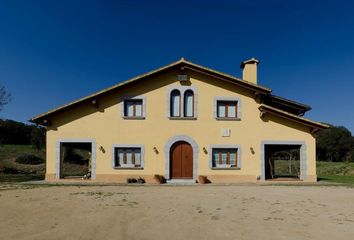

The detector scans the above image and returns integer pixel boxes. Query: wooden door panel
[171,143,182,178]
[182,143,193,178]
[171,141,193,179]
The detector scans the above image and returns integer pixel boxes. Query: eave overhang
[258,104,329,131]
[267,95,311,115]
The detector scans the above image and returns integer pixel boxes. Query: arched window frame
[170,90,181,117]
[167,86,197,119]
[183,90,194,117]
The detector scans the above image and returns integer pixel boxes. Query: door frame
[260,141,307,181]
[164,135,198,180]
[56,139,96,179]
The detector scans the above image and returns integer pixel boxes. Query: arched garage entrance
[170,141,193,179]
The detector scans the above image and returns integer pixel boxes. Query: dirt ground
[0,184,354,240]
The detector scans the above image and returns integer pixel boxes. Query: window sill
[122,116,146,120]
[215,117,241,121]
[113,167,144,170]
[169,117,197,120]
[211,167,240,170]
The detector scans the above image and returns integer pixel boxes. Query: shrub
[127,177,145,184]
[126,178,137,183]
[15,154,44,165]
[153,174,166,184]
[197,175,211,184]
[137,177,145,184]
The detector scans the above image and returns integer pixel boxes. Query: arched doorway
[170,141,193,179]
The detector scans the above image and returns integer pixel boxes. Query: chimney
[240,58,259,84]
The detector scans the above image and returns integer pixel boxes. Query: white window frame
[214,97,242,120]
[170,90,182,117]
[121,96,146,119]
[209,145,242,169]
[112,144,145,169]
[184,90,194,117]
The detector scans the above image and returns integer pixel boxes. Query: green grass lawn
[0,174,44,182]
[317,161,354,185]
[0,144,45,182]
[317,161,354,175]
[317,175,354,185]
[0,144,45,161]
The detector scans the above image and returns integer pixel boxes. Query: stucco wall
[46,69,316,182]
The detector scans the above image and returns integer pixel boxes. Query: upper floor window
[214,97,241,120]
[217,101,237,118]
[170,90,181,117]
[124,99,143,117]
[169,87,196,119]
[184,90,194,117]
[121,96,146,119]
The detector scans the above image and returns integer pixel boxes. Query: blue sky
[0,0,353,133]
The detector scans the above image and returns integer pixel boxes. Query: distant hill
[0,119,45,149]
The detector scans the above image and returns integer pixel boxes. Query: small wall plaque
[221,128,231,137]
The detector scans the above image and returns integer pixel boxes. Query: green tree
[316,126,354,162]
[30,125,46,150]
[0,119,31,145]
[0,119,45,148]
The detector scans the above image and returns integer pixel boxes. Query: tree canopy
[316,126,354,162]
[0,119,45,149]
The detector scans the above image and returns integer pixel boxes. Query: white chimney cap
[240,58,260,68]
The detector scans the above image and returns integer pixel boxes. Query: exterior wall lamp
[203,147,208,154]
[99,146,105,153]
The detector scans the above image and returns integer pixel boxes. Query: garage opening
[264,144,301,180]
[59,142,92,179]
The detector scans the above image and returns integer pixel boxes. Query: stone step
[166,179,197,185]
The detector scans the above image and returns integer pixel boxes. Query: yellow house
[31,58,328,183]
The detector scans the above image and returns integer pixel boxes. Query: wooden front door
[170,141,193,179]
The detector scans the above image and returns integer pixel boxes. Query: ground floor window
[212,148,238,168]
[114,147,142,168]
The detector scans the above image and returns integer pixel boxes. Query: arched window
[184,90,194,117]
[170,90,181,117]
